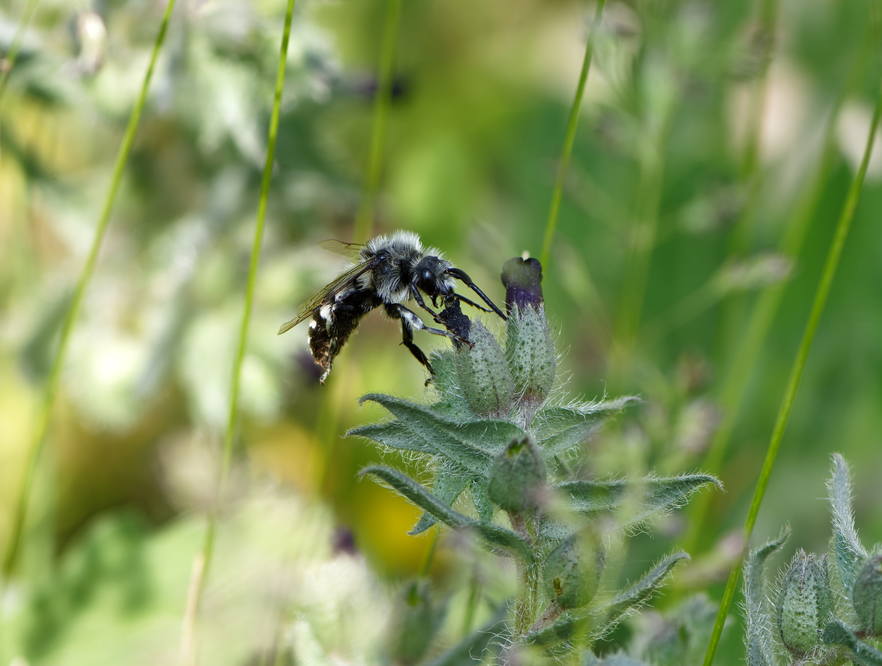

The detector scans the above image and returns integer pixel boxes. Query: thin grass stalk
[352,0,402,243]
[539,0,606,267]
[1,0,177,578]
[681,28,876,557]
[187,0,297,630]
[716,0,779,360]
[702,81,882,666]
[0,0,41,106]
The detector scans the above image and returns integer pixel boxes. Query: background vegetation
[1,0,880,663]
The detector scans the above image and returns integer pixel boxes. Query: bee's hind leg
[398,312,434,375]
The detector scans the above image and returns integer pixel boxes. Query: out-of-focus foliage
[1,0,882,663]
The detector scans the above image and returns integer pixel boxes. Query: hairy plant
[742,454,882,665]
[349,257,721,661]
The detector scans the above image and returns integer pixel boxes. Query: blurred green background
[1,0,881,663]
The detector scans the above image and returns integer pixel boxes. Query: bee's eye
[422,270,433,282]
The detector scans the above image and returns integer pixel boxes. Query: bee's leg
[395,303,471,348]
[445,267,507,320]
[398,315,434,375]
[409,286,446,325]
[453,292,494,313]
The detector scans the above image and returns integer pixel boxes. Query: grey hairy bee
[278,231,506,382]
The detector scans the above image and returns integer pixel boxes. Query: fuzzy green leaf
[822,618,882,665]
[533,398,638,456]
[361,465,532,559]
[599,552,690,633]
[429,350,473,420]
[743,528,789,666]
[410,464,470,535]
[424,605,508,666]
[358,394,526,476]
[470,478,494,524]
[827,453,867,594]
[556,474,721,524]
[347,420,432,453]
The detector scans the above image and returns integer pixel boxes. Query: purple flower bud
[501,257,544,314]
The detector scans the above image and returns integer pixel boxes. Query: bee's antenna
[445,267,507,321]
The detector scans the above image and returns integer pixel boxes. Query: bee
[278,231,506,382]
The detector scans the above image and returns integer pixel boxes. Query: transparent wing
[277,259,375,335]
[319,238,365,258]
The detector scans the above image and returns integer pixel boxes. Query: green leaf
[822,618,882,665]
[423,605,508,666]
[358,394,526,476]
[361,466,532,560]
[827,453,867,594]
[410,464,470,535]
[743,528,789,666]
[470,478,495,524]
[533,398,638,456]
[556,474,721,524]
[599,552,690,633]
[347,420,432,453]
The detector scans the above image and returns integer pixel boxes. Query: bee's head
[413,255,453,296]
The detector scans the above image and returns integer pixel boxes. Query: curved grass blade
[703,74,882,666]
[0,0,41,106]
[1,0,178,577]
[681,21,877,556]
[539,0,607,266]
[185,0,298,637]
[361,465,531,560]
[352,0,402,243]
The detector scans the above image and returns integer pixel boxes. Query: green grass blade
[539,0,606,267]
[352,0,402,243]
[187,0,298,628]
[681,20,876,557]
[702,82,882,666]
[1,0,177,578]
[0,0,41,106]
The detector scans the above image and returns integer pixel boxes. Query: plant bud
[454,321,514,417]
[488,436,546,513]
[852,554,882,636]
[501,257,544,311]
[501,257,556,408]
[776,551,832,657]
[543,532,603,609]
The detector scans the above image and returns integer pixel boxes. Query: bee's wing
[319,238,365,258]
[277,258,376,335]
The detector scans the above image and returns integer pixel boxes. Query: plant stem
[681,25,875,556]
[186,0,297,633]
[539,0,606,267]
[703,80,882,666]
[352,0,402,243]
[716,0,779,365]
[0,0,41,107]
[514,559,540,637]
[1,0,177,578]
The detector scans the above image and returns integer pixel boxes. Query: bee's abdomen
[309,288,382,381]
